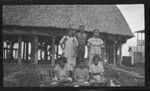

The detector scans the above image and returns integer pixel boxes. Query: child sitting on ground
[89,55,105,84]
[53,57,72,85]
[73,61,90,87]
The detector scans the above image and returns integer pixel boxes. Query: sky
[116,4,145,56]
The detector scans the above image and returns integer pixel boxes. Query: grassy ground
[116,63,145,76]
[3,63,30,77]
[3,63,53,87]
[3,62,145,87]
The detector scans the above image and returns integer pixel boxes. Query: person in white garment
[59,28,78,71]
[87,29,104,66]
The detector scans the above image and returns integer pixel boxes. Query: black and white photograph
[2,4,145,87]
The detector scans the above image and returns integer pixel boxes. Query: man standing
[76,25,87,65]
[60,28,78,71]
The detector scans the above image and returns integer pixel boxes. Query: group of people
[50,25,107,86]
[53,55,105,86]
[59,25,104,68]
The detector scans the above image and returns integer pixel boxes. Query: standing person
[59,28,78,71]
[76,25,87,65]
[87,29,104,66]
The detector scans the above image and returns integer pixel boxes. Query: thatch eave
[3,5,134,38]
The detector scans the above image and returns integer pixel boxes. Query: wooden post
[23,42,26,60]
[30,41,34,62]
[26,42,28,60]
[18,36,22,65]
[113,43,116,66]
[44,44,48,61]
[56,45,59,58]
[105,41,109,63]
[119,44,122,65]
[137,33,138,52]
[34,36,39,65]
[9,41,14,60]
[6,41,9,60]
[140,33,142,52]
[51,37,55,67]
[107,41,110,64]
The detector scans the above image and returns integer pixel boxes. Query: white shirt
[87,37,103,55]
[60,35,78,57]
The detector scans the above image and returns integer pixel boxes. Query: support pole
[56,45,59,58]
[6,41,9,60]
[107,41,110,64]
[10,41,14,60]
[119,44,122,65]
[51,37,55,67]
[34,36,38,65]
[137,33,138,52]
[102,41,105,61]
[140,33,142,52]
[44,44,48,61]
[26,42,28,60]
[23,42,26,60]
[18,36,22,65]
[113,43,116,66]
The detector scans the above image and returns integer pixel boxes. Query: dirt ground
[3,62,145,87]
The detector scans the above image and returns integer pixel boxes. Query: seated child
[53,57,72,84]
[89,55,105,84]
[73,61,90,86]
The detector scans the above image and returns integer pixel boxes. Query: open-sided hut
[3,5,134,66]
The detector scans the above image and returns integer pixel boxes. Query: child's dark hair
[56,56,67,64]
[93,55,101,61]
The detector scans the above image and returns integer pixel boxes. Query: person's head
[78,61,85,69]
[79,25,85,33]
[93,29,100,38]
[57,57,67,67]
[93,55,101,65]
[68,29,74,36]
[72,30,77,37]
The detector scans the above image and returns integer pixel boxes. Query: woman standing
[87,29,104,66]
[59,29,78,70]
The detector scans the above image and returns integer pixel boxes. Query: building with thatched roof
[3,5,134,66]
[128,30,144,65]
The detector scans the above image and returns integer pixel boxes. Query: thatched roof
[3,5,134,37]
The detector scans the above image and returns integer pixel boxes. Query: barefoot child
[73,61,90,86]
[89,55,105,84]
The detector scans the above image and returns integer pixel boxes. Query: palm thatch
[3,5,134,37]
